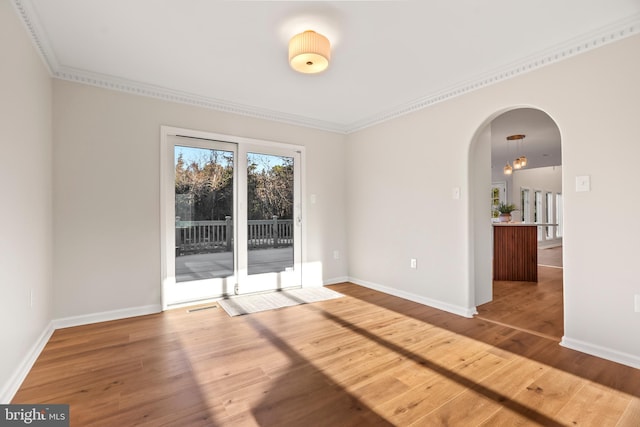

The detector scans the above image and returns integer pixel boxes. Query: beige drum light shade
[289,30,331,74]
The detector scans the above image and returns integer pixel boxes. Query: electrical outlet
[452,187,460,199]
[410,258,417,269]
[333,250,340,260]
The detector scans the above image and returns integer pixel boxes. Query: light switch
[310,194,317,204]
[576,175,591,192]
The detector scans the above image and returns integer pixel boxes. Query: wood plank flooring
[476,265,564,341]
[13,282,640,426]
[537,246,563,268]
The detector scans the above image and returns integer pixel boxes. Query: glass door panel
[246,153,294,275]
[238,147,301,294]
[164,136,237,306]
[175,145,234,281]
[162,131,302,307]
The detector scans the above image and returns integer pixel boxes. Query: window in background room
[521,188,531,223]
[546,192,554,238]
[556,193,563,238]
[534,190,543,241]
[491,182,506,219]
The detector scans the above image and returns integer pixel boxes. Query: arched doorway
[470,107,563,339]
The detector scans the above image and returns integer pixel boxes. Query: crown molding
[12,0,640,135]
[10,0,349,134]
[52,66,349,134]
[345,13,640,133]
[11,0,57,74]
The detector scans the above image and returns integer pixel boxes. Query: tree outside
[174,147,294,222]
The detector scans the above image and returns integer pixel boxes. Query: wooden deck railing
[175,216,293,255]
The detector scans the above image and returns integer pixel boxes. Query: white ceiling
[13,0,640,133]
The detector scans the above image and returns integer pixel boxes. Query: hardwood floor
[476,265,564,341]
[477,246,563,341]
[13,282,640,426]
[537,246,563,268]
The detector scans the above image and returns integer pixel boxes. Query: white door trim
[160,126,306,310]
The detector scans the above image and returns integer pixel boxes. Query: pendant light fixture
[519,154,528,167]
[504,134,526,175]
[513,157,522,170]
[289,30,331,74]
[511,134,528,168]
[503,135,513,175]
[504,161,513,175]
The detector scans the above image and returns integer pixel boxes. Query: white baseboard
[538,239,562,249]
[2,304,162,404]
[560,336,640,370]
[53,304,162,329]
[0,321,55,404]
[323,276,349,286]
[348,277,476,318]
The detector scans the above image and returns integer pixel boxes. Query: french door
[161,129,302,308]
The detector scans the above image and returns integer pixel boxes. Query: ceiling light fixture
[503,136,513,175]
[289,30,331,74]
[504,162,513,175]
[504,134,526,175]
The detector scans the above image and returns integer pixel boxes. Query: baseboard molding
[53,304,162,329]
[348,277,476,318]
[538,241,562,249]
[0,321,55,404]
[2,304,162,404]
[323,276,350,286]
[560,336,640,370]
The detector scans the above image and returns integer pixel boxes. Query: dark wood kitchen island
[493,223,555,282]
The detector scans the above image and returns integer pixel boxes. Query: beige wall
[471,126,492,306]
[512,166,563,247]
[4,2,640,399]
[512,166,563,205]
[52,80,349,318]
[347,34,640,365]
[0,1,53,401]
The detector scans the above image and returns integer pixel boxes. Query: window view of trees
[173,146,296,280]
[174,147,294,222]
[491,183,506,219]
[175,148,234,221]
[491,187,500,218]
[247,154,294,220]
